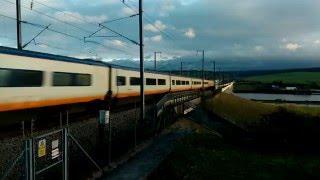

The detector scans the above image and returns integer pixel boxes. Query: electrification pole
[197,50,205,90]
[213,60,216,81]
[202,50,204,89]
[16,0,22,50]
[154,51,161,71]
[180,61,182,76]
[139,0,145,121]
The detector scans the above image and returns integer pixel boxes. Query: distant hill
[107,57,320,72]
[106,57,320,83]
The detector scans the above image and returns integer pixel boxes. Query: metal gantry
[197,50,205,90]
[16,0,22,50]
[139,0,145,122]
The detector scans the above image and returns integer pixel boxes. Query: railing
[156,91,201,117]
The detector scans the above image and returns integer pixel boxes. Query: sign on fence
[37,139,46,158]
[99,110,110,125]
[28,129,66,179]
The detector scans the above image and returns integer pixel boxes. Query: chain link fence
[0,91,203,179]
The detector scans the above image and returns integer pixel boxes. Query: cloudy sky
[1,0,320,70]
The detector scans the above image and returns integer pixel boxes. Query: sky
[1,0,320,70]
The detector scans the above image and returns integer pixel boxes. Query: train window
[182,81,186,85]
[0,68,43,87]
[204,82,208,85]
[176,80,181,85]
[172,80,175,85]
[53,72,91,86]
[117,76,126,86]
[76,74,91,86]
[158,79,166,85]
[130,77,140,86]
[186,81,190,85]
[146,78,156,85]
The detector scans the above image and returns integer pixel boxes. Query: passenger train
[0,46,214,124]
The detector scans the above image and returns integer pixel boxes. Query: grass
[149,95,320,179]
[245,72,320,86]
[204,93,276,129]
[150,132,320,180]
[204,93,320,131]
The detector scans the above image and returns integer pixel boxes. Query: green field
[245,72,320,85]
[150,94,320,179]
[204,93,320,131]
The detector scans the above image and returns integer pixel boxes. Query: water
[235,93,320,102]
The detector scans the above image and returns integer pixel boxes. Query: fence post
[108,116,112,166]
[24,138,33,180]
[24,140,28,180]
[63,128,68,180]
[134,101,137,150]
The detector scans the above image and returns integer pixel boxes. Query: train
[0,46,214,125]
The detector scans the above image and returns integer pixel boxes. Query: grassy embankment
[205,93,320,130]
[205,93,320,143]
[235,72,320,92]
[245,72,320,86]
[149,93,320,179]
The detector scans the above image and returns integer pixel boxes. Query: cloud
[284,43,302,51]
[160,0,175,17]
[254,45,264,52]
[150,35,162,42]
[144,20,167,32]
[122,7,136,16]
[184,28,196,38]
[110,40,126,47]
[179,0,198,6]
[52,11,108,24]
[3,0,320,68]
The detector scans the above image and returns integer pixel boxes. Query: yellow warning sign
[38,139,46,158]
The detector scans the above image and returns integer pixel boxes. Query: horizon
[1,0,320,70]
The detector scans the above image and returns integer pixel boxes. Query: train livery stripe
[0,95,105,112]
[0,88,202,112]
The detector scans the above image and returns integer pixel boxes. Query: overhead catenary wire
[22,24,51,48]
[1,0,92,34]
[1,0,188,62]
[27,0,139,46]
[100,13,139,24]
[1,0,140,47]
[0,12,137,57]
[120,0,176,40]
[119,0,191,61]
[21,20,83,41]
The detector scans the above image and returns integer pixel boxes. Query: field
[150,94,320,179]
[204,93,320,131]
[151,130,320,180]
[245,72,320,86]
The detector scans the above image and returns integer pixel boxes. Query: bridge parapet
[156,91,200,117]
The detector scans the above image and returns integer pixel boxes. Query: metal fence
[0,90,205,179]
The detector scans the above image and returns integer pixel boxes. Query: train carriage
[0,46,214,115]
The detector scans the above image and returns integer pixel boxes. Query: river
[234,93,320,105]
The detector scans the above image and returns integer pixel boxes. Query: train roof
[0,46,211,81]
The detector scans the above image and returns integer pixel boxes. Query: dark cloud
[1,0,320,70]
